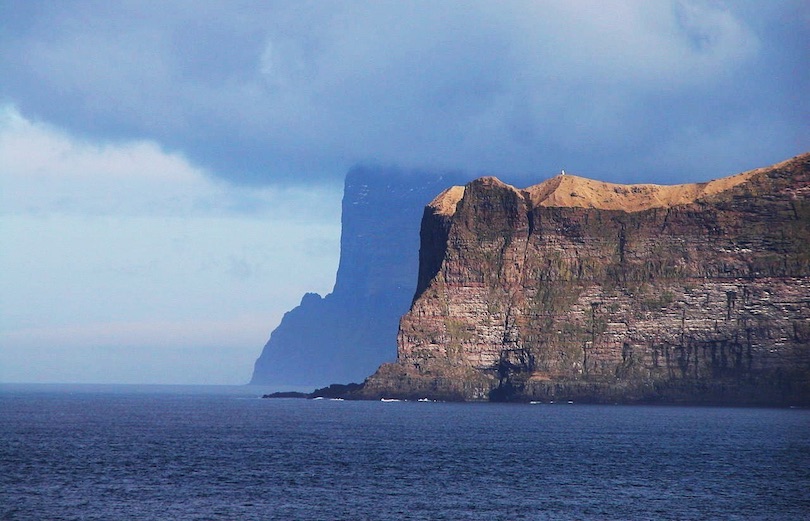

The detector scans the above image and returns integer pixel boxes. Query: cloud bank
[2,0,807,185]
[0,106,340,384]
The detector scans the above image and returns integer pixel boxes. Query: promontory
[357,153,810,405]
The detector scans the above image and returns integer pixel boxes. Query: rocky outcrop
[359,154,810,405]
[250,166,469,388]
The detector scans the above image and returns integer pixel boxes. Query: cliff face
[360,154,810,405]
[250,166,469,387]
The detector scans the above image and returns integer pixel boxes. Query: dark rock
[261,383,364,400]
[261,391,310,399]
[311,382,364,399]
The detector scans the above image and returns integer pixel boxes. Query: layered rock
[250,166,469,387]
[360,154,810,405]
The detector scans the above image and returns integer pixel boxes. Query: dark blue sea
[1,385,808,520]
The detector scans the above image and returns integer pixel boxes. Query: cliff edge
[359,153,810,405]
[250,166,469,387]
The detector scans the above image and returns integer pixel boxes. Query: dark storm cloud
[1,0,807,185]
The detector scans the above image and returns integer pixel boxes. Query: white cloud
[0,106,341,384]
[0,105,340,218]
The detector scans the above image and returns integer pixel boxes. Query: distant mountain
[250,166,470,387]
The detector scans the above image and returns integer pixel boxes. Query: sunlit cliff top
[428,154,809,216]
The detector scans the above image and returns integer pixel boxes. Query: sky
[1,1,808,385]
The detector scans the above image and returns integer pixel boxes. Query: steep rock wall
[250,167,469,387]
[360,154,810,404]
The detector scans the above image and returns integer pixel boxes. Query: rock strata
[359,154,810,405]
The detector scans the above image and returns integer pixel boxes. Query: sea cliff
[250,166,469,387]
[359,154,810,405]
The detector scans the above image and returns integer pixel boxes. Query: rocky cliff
[360,154,810,405]
[250,166,469,388]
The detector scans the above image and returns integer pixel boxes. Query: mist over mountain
[251,166,471,387]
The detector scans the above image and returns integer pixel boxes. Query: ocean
[1,384,808,520]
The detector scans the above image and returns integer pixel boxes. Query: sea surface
[1,384,808,521]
